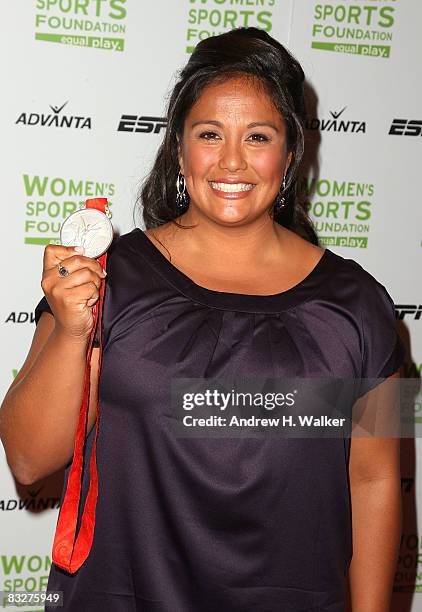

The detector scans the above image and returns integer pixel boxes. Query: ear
[176,134,185,175]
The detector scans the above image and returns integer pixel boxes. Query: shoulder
[325,251,404,375]
[284,227,393,308]
[103,227,166,298]
[104,228,150,274]
[325,250,397,314]
[101,229,144,296]
[302,244,400,355]
[108,228,142,257]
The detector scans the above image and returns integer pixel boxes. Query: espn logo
[117,115,167,134]
[389,119,422,136]
[395,305,422,320]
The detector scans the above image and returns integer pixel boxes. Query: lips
[208,181,255,193]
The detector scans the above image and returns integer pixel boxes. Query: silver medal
[60,208,113,258]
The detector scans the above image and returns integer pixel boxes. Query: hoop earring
[176,171,189,209]
[274,175,287,213]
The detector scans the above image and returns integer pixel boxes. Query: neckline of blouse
[133,228,335,313]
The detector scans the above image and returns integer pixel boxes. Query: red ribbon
[51,198,109,573]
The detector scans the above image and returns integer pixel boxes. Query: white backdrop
[1,1,420,610]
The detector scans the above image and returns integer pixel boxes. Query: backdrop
[0,1,420,610]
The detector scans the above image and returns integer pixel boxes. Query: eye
[247,133,270,143]
[199,131,220,140]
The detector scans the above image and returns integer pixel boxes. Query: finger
[42,264,103,293]
[63,281,100,303]
[52,255,105,278]
[57,268,104,290]
[86,295,100,308]
[43,244,84,271]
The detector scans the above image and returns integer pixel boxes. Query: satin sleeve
[34,295,100,348]
[356,280,406,398]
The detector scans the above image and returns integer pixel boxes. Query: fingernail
[74,246,84,253]
[102,268,107,277]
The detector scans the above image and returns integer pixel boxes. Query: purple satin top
[34,228,405,611]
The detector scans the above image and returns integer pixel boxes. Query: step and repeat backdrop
[0,1,420,610]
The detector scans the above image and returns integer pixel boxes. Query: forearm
[0,329,89,483]
[348,476,401,611]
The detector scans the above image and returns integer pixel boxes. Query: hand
[40,245,107,341]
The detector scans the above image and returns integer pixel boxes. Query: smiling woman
[2,26,405,612]
[140,26,313,242]
[178,76,292,221]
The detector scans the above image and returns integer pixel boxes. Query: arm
[347,372,402,611]
[0,311,100,485]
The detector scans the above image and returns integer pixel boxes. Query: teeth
[210,182,255,193]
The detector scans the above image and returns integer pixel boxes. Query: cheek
[183,143,218,177]
[252,149,285,182]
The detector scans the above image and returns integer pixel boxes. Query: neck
[173,209,288,266]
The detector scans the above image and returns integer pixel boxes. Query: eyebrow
[190,120,280,132]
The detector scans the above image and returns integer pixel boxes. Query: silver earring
[274,175,287,212]
[176,171,189,209]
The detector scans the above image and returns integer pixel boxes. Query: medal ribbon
[51,197,109,573]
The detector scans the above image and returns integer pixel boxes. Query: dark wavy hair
[138,27,317,244]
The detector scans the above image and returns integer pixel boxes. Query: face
[177,75,292,226]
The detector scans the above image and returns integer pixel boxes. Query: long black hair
[138,27,318,244]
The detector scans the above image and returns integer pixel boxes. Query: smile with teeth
[209,181,255,193]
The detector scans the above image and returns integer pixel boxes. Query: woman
[0,27,405,611]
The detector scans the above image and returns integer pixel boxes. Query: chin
[191,199,257,225]
[211,211,252,226]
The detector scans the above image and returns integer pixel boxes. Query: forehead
[185,75,283,126]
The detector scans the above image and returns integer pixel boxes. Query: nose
[218,139,247,172]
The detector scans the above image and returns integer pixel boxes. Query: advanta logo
[0,485,60,511]
[389,120,422,137]
[306,107,366,134]
[117,115,167,134]
[5,312,35,324]
[16,101,91,129]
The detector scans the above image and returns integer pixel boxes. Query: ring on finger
[57,263,70,277]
